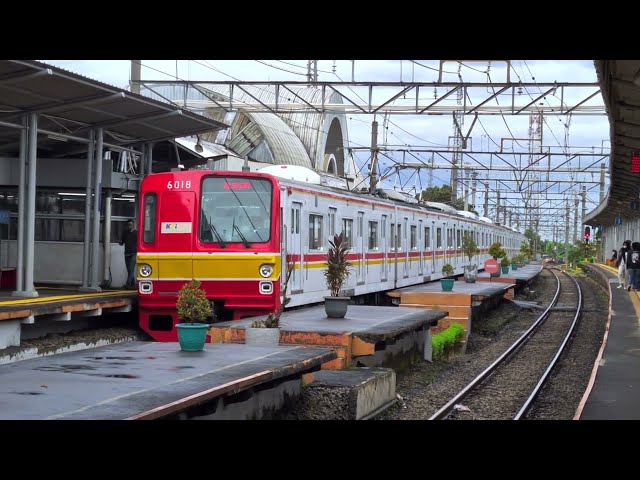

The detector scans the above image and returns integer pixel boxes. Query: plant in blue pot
[441,263,455,291]
[176,279,213,352]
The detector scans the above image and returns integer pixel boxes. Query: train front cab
[137,172,282,342]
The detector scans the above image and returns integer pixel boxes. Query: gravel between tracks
[379,267,607,420]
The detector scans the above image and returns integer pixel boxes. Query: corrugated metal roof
[142,83,343,169]
[243,112,312,167]
[0,61,228,156]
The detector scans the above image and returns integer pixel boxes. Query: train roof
[161,167,524,236]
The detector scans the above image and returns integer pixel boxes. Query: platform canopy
[585,60,640,227]
[0,60,228,157]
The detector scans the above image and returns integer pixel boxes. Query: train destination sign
[632,151,640,173]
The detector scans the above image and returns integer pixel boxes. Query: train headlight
[259,264,274,278]
[139,264,152,277]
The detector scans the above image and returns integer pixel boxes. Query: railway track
[429,267,582,420]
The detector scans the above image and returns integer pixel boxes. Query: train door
[430,222,436,273]
[381,215,388,281]
[403,218,409,278]
[418,220,424,276]
[356,211,364,284]
[290,202,302,291]
[158,191,194,280]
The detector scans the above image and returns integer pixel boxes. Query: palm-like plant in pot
[323,232,353,318]
[176,279,213,352]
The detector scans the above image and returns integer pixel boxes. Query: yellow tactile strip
[0,290,133,306]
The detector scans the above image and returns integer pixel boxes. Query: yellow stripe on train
[136,253,281,280]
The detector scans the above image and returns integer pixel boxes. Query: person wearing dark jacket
[626,241,640,291]
[616,240,631,289]
[119,219,137,289]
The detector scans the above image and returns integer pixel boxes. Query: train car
[136,165,526,341]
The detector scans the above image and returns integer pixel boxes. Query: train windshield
[200,176,272,245]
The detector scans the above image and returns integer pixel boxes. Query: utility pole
[484,182,489,218]
[581,185,587,226]
[495,190,501,224]
[564,201,570,265]
[428,154,434,188]
[463,166,469,211]
[450,63,463,202]
[307,60,318,82]
[574,195,579,242]
[472,171,478,211]
[369,120,379,194]
[130,60,141,94]
[600,163,606,203]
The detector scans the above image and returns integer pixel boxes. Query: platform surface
[579,264,640,419]
[214,305,445,341]
[389,280,514,297]
[0,341,335,420]
[476,263,543,282]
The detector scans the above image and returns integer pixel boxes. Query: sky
[42,60,610,237]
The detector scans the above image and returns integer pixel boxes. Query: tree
[524,228,542,253]
[417,184,475,212]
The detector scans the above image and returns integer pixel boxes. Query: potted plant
[462,231,480,283]
[245,262,294,346]
[500,256,510,274]
[323,232,353,318]
[176,279,213,352]
[441,263,455,291]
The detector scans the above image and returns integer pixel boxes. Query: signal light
[584,226,591,243]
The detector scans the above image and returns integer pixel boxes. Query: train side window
[328,208,336,236]
[342,218,353,249]
[368,221,378,250]
[309,214,323,250]
[143,193,156,243]
[390,223,395,249]
[436,228,442,249]
[410,225,417,250]
[425,226,431,249]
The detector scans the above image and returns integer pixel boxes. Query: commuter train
[136,165,526,341]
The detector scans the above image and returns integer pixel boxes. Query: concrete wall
[2,241,127,287]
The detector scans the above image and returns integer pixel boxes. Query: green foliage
[417,184,473,211]
[462,231,480,262]
[568,240,597,266]
[432,323,465,361]
[176,279,212,324]
[324,232,353,297]
[488,242,506,260]
[441,263,454,277]
[250,262,294,328]
[500,256,510,267]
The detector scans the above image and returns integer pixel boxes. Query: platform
[0,287,137,350]
[575,263,640,419]
[0,340,336,420]
[475,263,543,292]
[209,305,446,371]
[387,280,514,343]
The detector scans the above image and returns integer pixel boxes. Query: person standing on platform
[626,241,640,291]
[119,219,137,289]
[616,240,631,289]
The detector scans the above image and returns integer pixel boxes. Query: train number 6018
[167,180,191,189]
